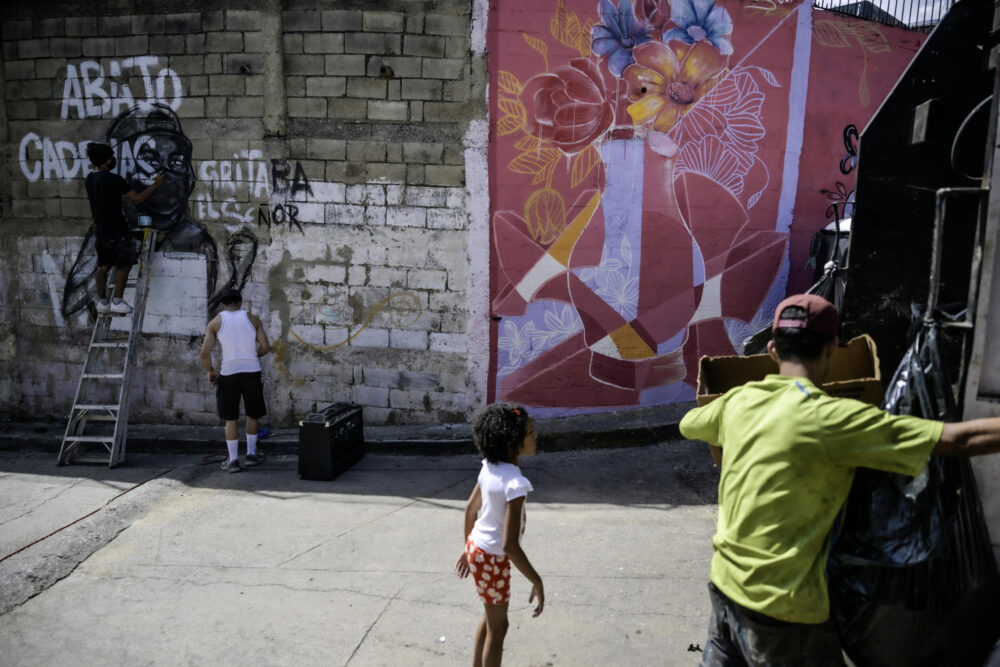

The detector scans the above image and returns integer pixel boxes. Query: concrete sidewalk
[0,438,719,666]
[0,402,692,458]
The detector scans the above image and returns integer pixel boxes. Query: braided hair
[472,402,530,464]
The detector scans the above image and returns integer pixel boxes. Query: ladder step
[91,342,130,349]
[73,404,119,411]
[82,373,124,380]
[63,435,114,443]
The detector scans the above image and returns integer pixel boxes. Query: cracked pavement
[0,442,719,666]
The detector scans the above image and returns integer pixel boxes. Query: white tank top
[218,310,262,375]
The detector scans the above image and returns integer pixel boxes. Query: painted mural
[788,16,924,294]
[489,0,801,410]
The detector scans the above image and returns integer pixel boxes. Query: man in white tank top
[199,288,270,472]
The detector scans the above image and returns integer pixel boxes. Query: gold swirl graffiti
[288,291,422,352]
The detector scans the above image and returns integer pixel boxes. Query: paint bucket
[138,214,152,227]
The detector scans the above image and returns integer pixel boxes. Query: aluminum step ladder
[58,227,157,467]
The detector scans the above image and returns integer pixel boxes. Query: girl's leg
[473,614,487,667]
[482,602,509,667]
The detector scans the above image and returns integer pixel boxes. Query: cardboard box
[695,334,883,407]
[694,335,883,466]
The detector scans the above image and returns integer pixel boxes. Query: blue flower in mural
[663,0,734,56]
[592,0,653,77]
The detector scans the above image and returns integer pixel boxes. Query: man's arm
[249,313,270,357]
[124,173,164,204]
[935,418,1000,457]
[199,317,220,385]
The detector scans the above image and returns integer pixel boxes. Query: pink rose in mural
[623,41,727,133]
[520,58,615,154]
[634,0,671,30]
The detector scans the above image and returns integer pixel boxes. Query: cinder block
[430,332,466,353]
[99,16,132,36]
[409,101,424,123]
[210,74,245,95]
[427,209,468,230]
[4,59,34,80]
[228,96,263,118]
[206,32,243,53]
[422,58,465,80]
[164,12,202,34]
[364,11,405,32]
[132,14,165,34]
[347,77,387,99]
[425,14,470,36]
[322,10,363,32]
[345,33,386,55]
[347,265,368,285]
[354,385,390,407]
[18,39,49,59]
[285,54,325,76]
[403,143,444,165]
[347,141,387,163]
[204,11,225,31]
[305,33,345,54]
[404,35,446,57]
[226,10,261,31]
[288,97,327,118]
[389,388,429,410]
[386,206,426,228]
[407,269,447,290]
[306,76,346,97]
[350,327,389,348]
[390,330,429,351]
[366,162,406,183]
[283,33,304,53]
[367,100,407,121]
[369,266,407,287]
[406,13,426,34]
[446,35,471,59]
[401,79,442,101]
[307,139,347,160]
[151,34,187,55]
[424,165,465,187]
[326,204,366,225]
[325,54,366,76]
[404,186,447,207]
[367,55,422,79]
[284,11,321,32]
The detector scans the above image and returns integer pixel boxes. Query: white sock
[226,439,238,461]
[247,433,258,456]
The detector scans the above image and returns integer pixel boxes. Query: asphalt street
[0,440,720,666]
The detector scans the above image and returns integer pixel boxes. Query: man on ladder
[84,142,162,314]
[199,288,271,472]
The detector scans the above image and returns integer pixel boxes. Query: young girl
[455,402,544,666]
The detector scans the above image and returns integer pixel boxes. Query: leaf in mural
[498,70,523,97]
[509,146,561,186]
[523,33,550,70]
[524,187,568,244]
[847,22,890,54]
[569,145,601,188]
[551,0,591,58]
[813,20,852,49]
[514,135,543,151]
[620,235,633,267]
[497,97,526,136]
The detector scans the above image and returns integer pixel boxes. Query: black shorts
[215,371,267,421]
[96,234,139,268]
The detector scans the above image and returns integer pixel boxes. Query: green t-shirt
[679,375,943,624]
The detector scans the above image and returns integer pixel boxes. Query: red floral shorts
[466,537,511,605]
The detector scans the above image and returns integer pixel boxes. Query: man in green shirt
[680,293,1000,666]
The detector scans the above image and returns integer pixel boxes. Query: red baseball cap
[772,294,838,337]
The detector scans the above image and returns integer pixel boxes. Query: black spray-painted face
[116,131,194,227]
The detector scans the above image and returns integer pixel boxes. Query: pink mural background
[487,0,921,413]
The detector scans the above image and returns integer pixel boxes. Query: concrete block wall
[0,0,486,427]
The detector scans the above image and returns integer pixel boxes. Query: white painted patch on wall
[465,117,491,410]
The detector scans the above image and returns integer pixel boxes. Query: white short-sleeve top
[468,459,533,556]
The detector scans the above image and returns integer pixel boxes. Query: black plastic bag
[828,322,1000,667]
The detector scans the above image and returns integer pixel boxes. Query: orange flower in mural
[520,58,615,154]
[623,41,727,133]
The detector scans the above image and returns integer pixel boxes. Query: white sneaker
[109,300,133,315]
[95,300,111,314]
